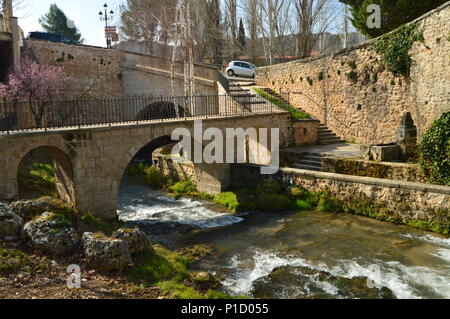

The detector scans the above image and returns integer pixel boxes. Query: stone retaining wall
[321,158,428,184]
[231,164,450,230]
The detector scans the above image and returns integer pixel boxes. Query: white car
[226,61,256,78]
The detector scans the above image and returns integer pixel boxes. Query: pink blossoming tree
[0,56,67,126]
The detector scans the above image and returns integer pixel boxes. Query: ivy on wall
[418,112,450,186]
[372,23,424,76]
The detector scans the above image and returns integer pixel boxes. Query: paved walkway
[284,143,364,159]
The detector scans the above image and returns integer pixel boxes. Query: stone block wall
[231,164,450,229]
[292,119,319,146]
[27,40,124,99]
[256,3,450,144]
[321,158,428,184]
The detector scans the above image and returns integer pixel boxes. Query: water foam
[222,250,450,299]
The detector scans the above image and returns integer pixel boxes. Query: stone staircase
[227,79,270,111]
[317,124,344,145]
[261,88,344,146]
[262,88,290,104]
[293,153,323,171]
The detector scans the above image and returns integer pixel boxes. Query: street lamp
[99,3,114,48]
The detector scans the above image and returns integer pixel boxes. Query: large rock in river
[0,203,24,240]
[82,232,132,272]
[112,228,151,255]
[23,212,79,255]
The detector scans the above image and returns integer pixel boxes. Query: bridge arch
[111,134,180,212]
[11,139,75,205]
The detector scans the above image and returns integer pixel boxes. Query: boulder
[112,228,151,255]
[82,232,132,272]
[9,197,77,222]
[23,212,78,255]
[0,203,24,240]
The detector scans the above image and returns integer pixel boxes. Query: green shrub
[214,192,240,213]
[318,72,324,81]
[347,71,358,83]
[348,61,357,69]
[257,179,281,195]
[128,164,168,188]
[169,179,197,197]
[419,112,450,185]
[287,187,309,200]
[257,194,293,212]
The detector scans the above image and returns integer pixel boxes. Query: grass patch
[129,245,190,284]
[253,88,310,120]
[129,244,242,299]
[18,163,56,198]
[80,213,123,235]
[0,247,33,274]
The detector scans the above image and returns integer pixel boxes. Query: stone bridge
[0,113,293,219]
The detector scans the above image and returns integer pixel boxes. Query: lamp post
[99,3,114,48]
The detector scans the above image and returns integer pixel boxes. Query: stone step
[318,139,344,145]
[293,164,323,171]
[232,94,257,98]
[242,101,267,105]
[297,160,322,167]
[302,155,322,161]
[318,133,338,139]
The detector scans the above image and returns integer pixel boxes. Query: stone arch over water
[14,144,75,205]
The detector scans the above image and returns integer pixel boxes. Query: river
[117,179,450,299]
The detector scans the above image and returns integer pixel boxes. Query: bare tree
[293,0,336,58]
[248,0,291,65]
[245,0,259,63]
[223,0,238,60]
[120,0,177,56]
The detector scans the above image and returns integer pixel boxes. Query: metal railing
[0,94,284,133]
[218,72,230,92]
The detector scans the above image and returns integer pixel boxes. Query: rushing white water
[221,249,450,299]
[117,178,450,299]
[117,180,243,229]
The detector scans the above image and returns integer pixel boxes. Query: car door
[241,63,253,77]
[234,62,244,76]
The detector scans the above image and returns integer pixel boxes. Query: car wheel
[227,70,235,77]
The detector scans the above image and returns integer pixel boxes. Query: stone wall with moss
[153,147,197,184]
[256,3,450,144]
[321,158,428,183]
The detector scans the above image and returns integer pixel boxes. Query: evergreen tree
[238,18,246,51]
[340,0,448,38]
[39,4,83,43]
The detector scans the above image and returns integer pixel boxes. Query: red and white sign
[105,26,116,32]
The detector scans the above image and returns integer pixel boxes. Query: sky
[15,0,124,47]
[13,0,351,48]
